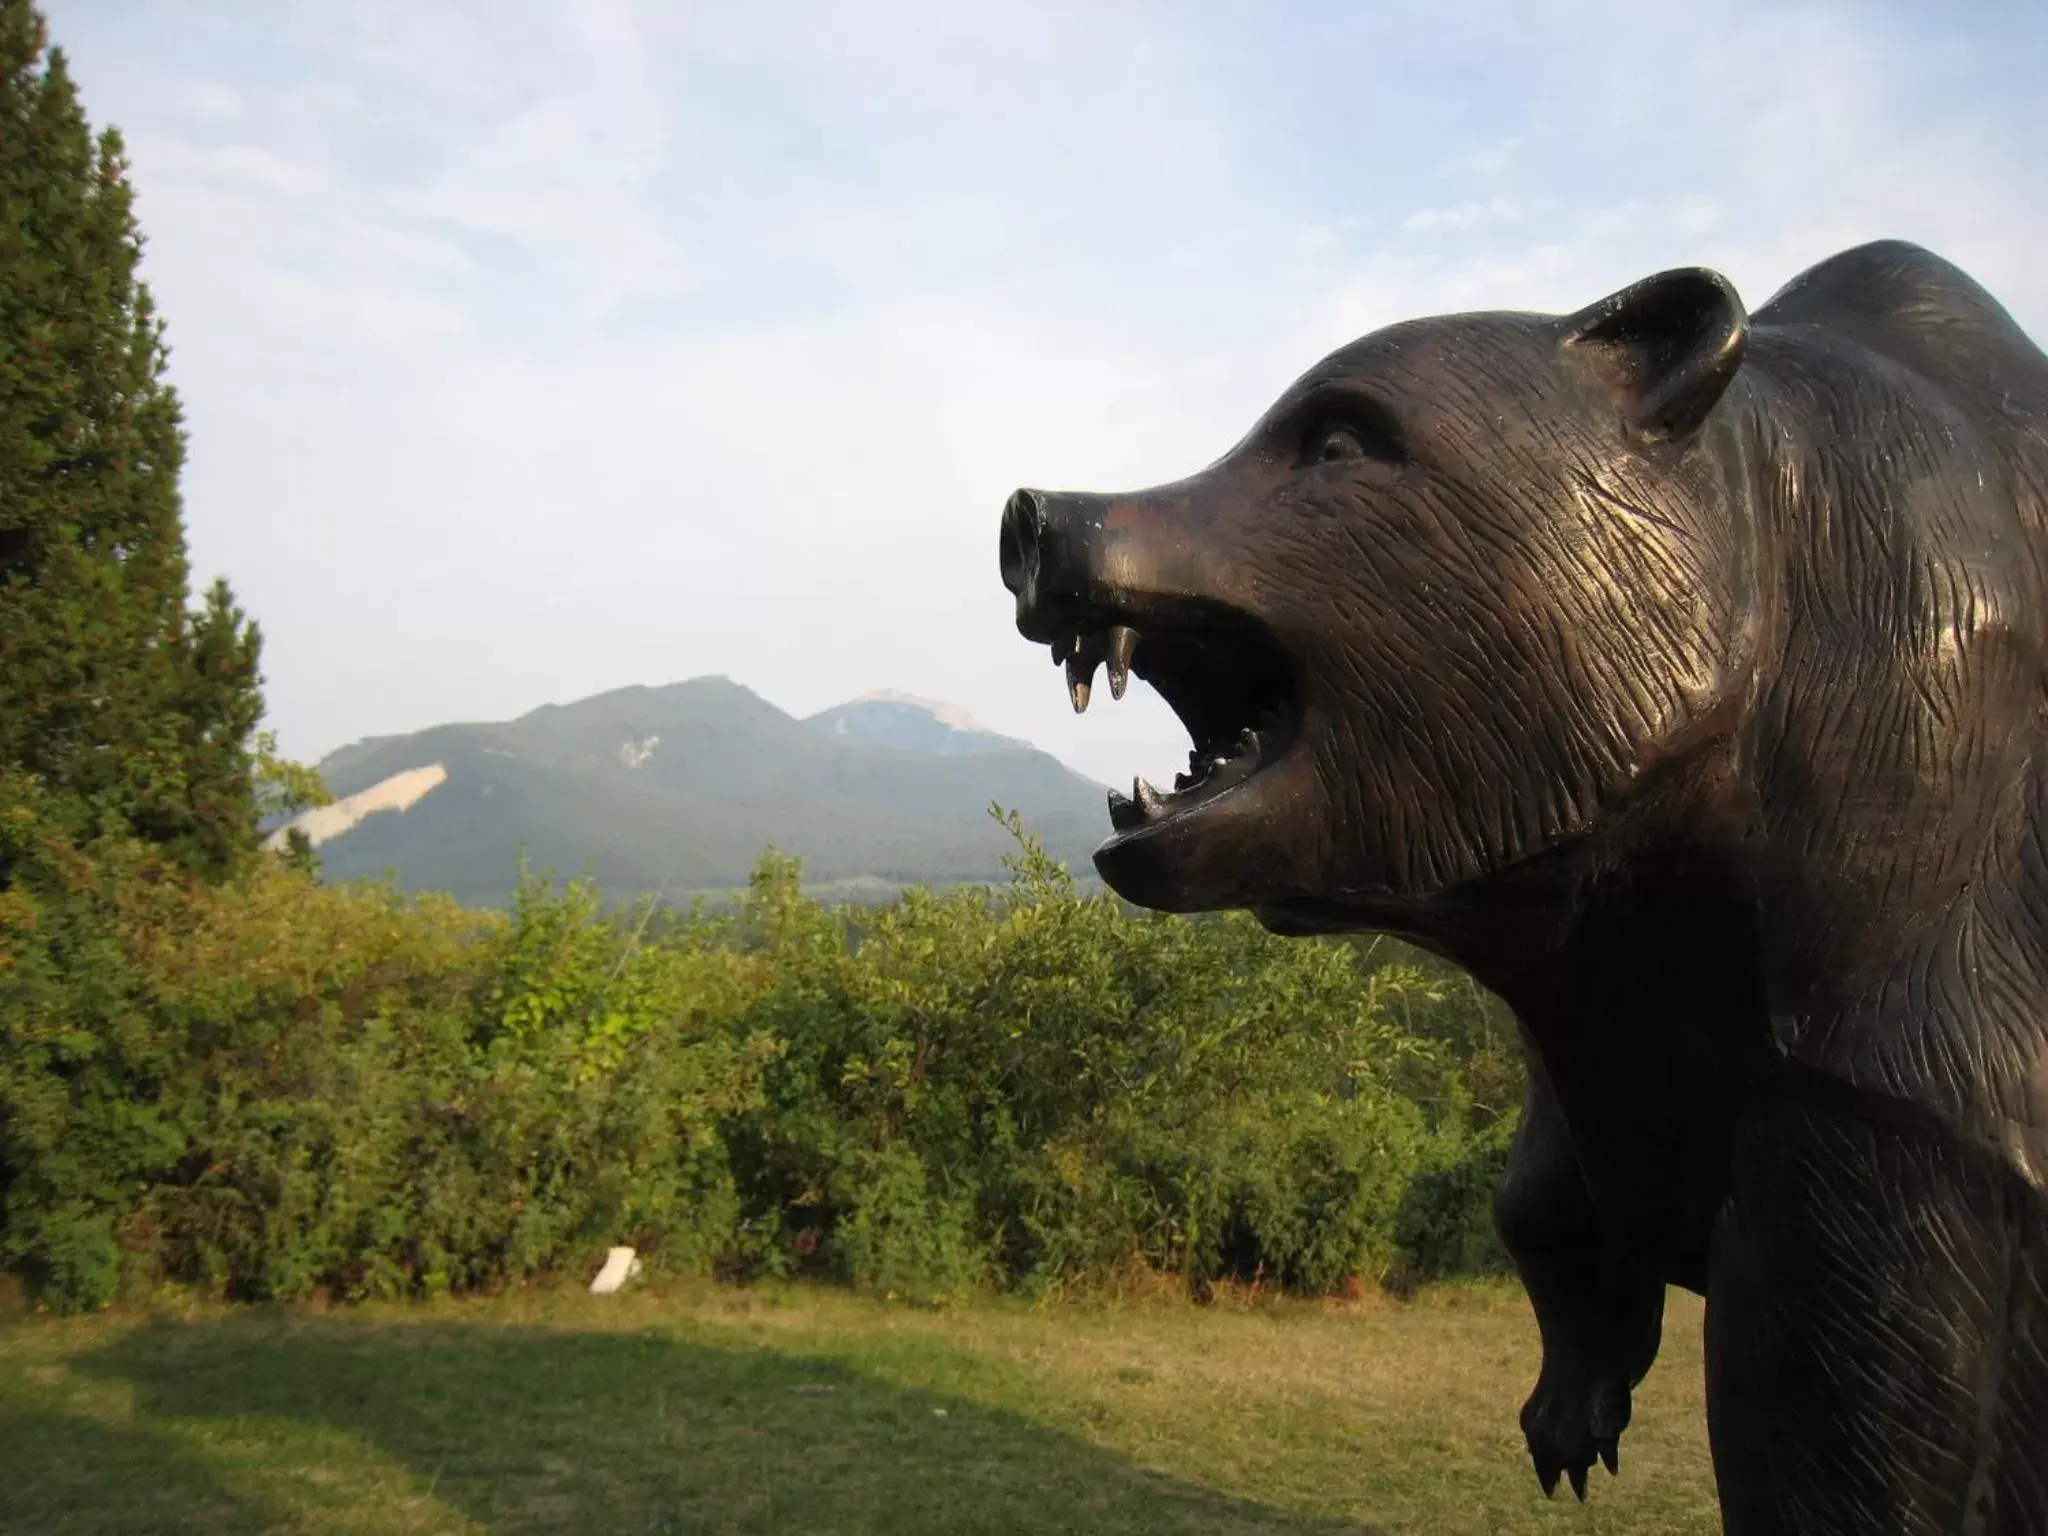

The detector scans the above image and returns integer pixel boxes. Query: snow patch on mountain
[847,690,999,737]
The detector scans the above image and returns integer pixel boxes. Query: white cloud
[1403,198,1528,235]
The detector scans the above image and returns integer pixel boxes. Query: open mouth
[1051,614,1300,841]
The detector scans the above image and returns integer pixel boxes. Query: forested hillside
[302,678,1114,906]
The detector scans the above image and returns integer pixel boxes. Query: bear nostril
[999,488,1044,599]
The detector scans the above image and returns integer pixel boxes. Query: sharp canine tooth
[1106,625,1137,700]
[1106,784,1151,833]
[1066,655,1093,713]
[1134,778,1165,817]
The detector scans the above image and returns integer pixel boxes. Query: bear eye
[1297,397,1407,468]
[1310,424,1368,462]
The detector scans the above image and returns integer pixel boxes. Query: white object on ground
[589,1246,642,1295]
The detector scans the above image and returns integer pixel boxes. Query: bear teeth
[1116,728,1266,830]
[1065,654,1092,714]
[1106,625,1137,699]
[1060,624,1141,715]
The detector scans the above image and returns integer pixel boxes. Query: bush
[1389,1115,1518,1288]
[0,789,777,1310]
[710,815,1518,1301]
[830,1144,986,1304]
[0,801,1523,1312]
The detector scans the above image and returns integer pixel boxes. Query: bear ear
[1561,267,1749,444]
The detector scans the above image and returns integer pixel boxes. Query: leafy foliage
[0,797,1520,1314]
[0,789,781,1311]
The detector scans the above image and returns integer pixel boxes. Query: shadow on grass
[0,1398,276,1536]
[13,1313,1385,1535]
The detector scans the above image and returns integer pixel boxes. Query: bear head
[999,266,1769,933]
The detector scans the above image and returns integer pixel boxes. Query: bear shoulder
[1751,240,2048,406]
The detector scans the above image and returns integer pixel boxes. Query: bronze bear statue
[998,240,2048,1533]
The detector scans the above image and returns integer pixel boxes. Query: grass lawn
[0,1276,1721,1534]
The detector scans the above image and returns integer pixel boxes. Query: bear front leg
[1493,1058,1667,1500]
[1705,1076,2048,1535]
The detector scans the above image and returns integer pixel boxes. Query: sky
[39,0,2048,791]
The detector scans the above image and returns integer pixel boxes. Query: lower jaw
[1090,781,1272,912]
[1092,841,1219,913]
[1098,761,1260,851]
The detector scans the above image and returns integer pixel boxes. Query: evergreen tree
[0,0,266,877]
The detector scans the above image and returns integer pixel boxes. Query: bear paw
[1520,1368,1631,1501]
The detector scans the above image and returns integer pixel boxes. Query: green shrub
[1390,1115,1518,1287]
[0,800,1524,1312]
[710,815,1518,1302]
[830,1144,986,1304]
[0,797,776,1310]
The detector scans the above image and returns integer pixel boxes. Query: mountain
[292,677,1112,908]
[803,690,1031,756]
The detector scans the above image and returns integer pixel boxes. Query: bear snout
[1001,486,1101,641]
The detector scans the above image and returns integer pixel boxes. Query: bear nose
[998,487,1044,602]
[999,486,1112,642]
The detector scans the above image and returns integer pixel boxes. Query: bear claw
[1531,1447,1611,1502]
[1523,1373,1629,1502]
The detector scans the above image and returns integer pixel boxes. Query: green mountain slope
[306,677,1111,907]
